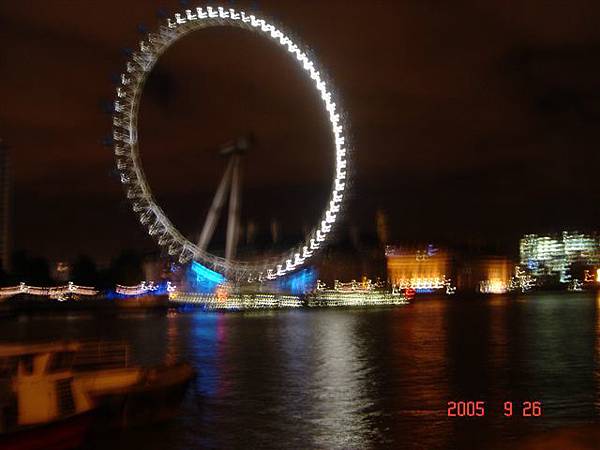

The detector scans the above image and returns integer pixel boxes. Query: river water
[2,292,599,449]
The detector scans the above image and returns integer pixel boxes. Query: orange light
[216,286,228,301]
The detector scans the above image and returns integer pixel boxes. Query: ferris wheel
[112,5,349,282]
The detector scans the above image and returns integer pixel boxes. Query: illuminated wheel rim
[112,5,349,282]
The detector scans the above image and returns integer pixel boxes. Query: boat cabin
[0,342,93,431]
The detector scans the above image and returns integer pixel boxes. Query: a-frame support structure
[197,137,250,263]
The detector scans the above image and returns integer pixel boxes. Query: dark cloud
[1,1,599,263]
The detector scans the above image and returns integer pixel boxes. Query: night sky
[1,1,599,264]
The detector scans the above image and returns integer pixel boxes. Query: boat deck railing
[73,341,132,371]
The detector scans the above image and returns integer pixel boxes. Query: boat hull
[91,362,195,429]
[0,411,93,450]
[116,294,169,310]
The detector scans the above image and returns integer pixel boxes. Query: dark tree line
[0,250,145,288]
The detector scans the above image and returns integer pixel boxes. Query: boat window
[0,357,18,378]
[20,354,34,375]
[48,351,75,373]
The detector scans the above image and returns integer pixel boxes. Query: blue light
[188,261,226,293]
[276,267,317,295]
[427,244,438,257]
[191,261,226,284]
[414,288,434,294]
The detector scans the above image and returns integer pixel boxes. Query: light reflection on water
[0,292,599,449]
[304,313,376,449]
[596,291,600,416]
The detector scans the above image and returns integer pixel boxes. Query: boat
[71,341,194,428]
[86,361,195,428]
[305,280,409,307]
[0,340,195,447]
[47,340,196,429]
[115,294,170,310]
[0,342,95,450]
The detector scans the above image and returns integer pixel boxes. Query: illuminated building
[0,140,9,273]
[520,232,600,284]
[511,265,535,292]
[386,245,450,292]
[454,255,515,294]
[478,257,513,294]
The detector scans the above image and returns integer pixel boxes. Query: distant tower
[270,219,280,244]
[0,140,10,273]
[246,220,257,245]
[376,209,389,246]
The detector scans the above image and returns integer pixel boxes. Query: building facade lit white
[520,231,600,283]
